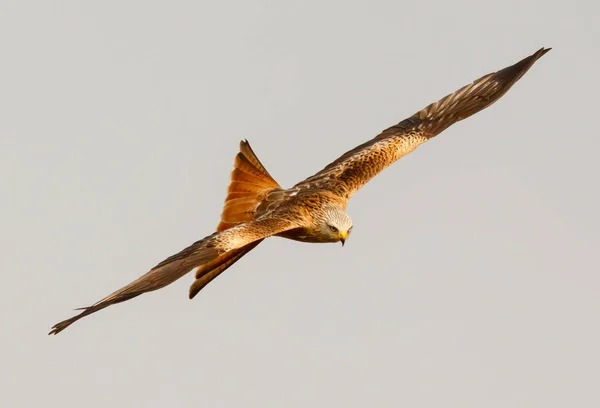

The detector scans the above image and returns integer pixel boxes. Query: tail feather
[238,140,274,177]
[230,167,274,186]
[223,196,261,210]
[223,200,261,217]
[189,240,263,299]
[226,181,269,195]
[185,140,277,298]
[225,191,257,200]
[217,140,280,232]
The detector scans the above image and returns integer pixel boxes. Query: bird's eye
[329,225,338,233]
[348,226,353,233]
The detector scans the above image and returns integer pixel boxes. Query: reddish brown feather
[227,181,271,194]
[217,140,280,232]
[238,139,275,178]
[193,140,280,297]
[229,168,273,186]
[189,240,263,299]
[225,191,255,200]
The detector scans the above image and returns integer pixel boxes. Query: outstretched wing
[296,47,550,198]
[49,217,298,335]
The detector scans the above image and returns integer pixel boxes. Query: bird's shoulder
[256,186,345,219]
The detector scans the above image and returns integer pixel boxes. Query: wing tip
[531,47,551,62]
[498,46,551,79]
[48,317,76,335]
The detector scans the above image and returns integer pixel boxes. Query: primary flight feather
[50,47,550,335]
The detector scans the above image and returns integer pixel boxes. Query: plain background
[2,1,599,407]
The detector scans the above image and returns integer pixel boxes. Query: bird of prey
[49,47,550,335]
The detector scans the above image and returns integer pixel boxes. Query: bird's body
[274,191,351,243]
[50,47,551,335]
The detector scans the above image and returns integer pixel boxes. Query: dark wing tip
[493,47,551,84]
[49,235,227,335]
[48,308,90,335]
[48,292,142,335]
[407,46,551,138]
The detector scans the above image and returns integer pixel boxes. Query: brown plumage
[217,140,280,231]
[50,48,550,334]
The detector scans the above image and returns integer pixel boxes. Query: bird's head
[320,207,353,246]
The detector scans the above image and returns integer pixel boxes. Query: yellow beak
[339,230,348,246]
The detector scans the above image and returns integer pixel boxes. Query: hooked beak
[339,230,348,247]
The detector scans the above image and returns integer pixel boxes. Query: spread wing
[49,217,299,335]
[296,47,550,198]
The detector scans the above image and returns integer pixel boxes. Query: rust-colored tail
[189,140,280,299]
[216,140,280,231]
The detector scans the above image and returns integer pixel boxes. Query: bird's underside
[49,47,550,335]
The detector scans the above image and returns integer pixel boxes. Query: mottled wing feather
[297,48,550,198]
[49,217,298,335]
[48,244,220,335]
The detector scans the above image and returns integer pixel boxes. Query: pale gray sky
[2,1,599,407]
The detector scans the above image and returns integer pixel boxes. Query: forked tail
[217,140,281,231]
[190,140,281,298]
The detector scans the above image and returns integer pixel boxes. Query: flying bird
[49,47,550,335]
